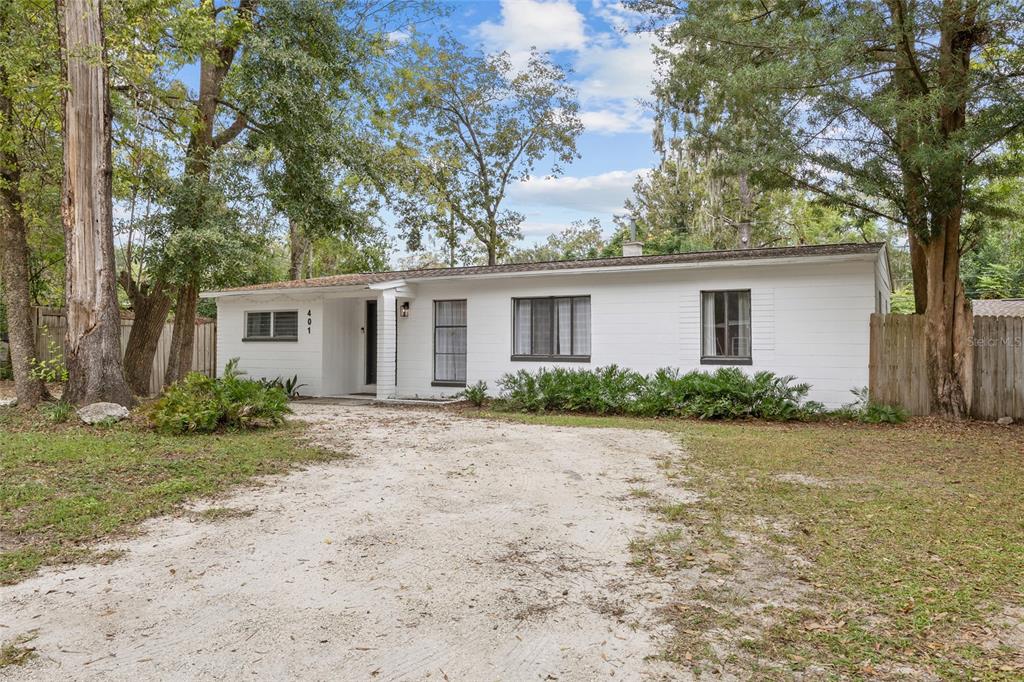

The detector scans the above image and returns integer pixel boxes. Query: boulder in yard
[78,402,130,424]
[997,416,1014,426]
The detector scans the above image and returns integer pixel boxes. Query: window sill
[242,337,298,342]
[700,356,752,366]
[511,355,591,363]
[431,381,466,388]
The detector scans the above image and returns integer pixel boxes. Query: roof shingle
[208,242,884,295]
[973,299,1024,317]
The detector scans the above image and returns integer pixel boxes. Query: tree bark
[916,0,975,419]
[56,0,133,406]
[0,171,51,409]
[921,217,972,419]
[736,171,753,249]
[288,217,308,279]
[163,274,198,387]
[120,273,172,395]
[0,57,50,408]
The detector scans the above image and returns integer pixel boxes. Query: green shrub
[837,387,908,424]
[40,401,73,424]
[496,365,822,421]
[861,401,908,424]
[29,340,68,383]
[460,380,489,407]
[150,358,291,434]
[257,375,306,398]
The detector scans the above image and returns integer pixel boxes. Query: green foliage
[512,219,605,263]
[496,366,821,421]
[460,380,489,407]
[257,374,306,398]
[640,0,1024,242]
[398,38,583,264]
[861,402,909,425]
[28,341,67,383]
[150,358,291,434]
[890,287,917,314]
[836,387,908,424]
[38,401,72,424]
[975,263,1022,300]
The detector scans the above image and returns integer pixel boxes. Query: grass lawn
[484,410,1024,680]
[0,407,342,586]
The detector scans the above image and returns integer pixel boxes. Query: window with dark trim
[433,300,466,386]
[701,290,751,364]
[244,310,298,341]
[512,296,591,361]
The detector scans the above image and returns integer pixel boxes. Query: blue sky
[438,0,660,246]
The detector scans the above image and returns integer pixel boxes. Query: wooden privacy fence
[32,307,216,396]
[869,313,1024,420]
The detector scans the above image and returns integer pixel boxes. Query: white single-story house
[202,242,891,408]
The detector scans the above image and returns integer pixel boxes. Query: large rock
[78,402,130,425]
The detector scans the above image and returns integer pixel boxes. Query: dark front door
[365,301,377,385]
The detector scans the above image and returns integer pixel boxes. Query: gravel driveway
[1,404,686,681]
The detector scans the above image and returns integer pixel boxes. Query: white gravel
[1,404,689,681]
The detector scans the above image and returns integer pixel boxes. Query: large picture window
[244,310,298,341]
[701,290,751,364]
[433,300,467,386]
[512,296,591,361]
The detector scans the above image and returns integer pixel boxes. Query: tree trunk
[736,171,753,249]
[921,220,972,419]
[56,0,133,406]
[163,275,198,387]
[120,275,172,395]
[288,217,308,279]
[907,232,928,313]
[0,60,50,408]
[0,185,51,409]
[163,0,252,379]
[917,2,975,419]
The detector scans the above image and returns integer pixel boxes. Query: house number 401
[307,310,312,334]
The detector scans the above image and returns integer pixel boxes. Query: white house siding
[874,250,893,314]
[394,258,878,407]
[215,296,325,396]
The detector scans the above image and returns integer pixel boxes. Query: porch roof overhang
[202,280,415,300]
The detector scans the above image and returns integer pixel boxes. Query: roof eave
[202,248,882,299]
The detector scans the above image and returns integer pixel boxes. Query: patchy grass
[0,632,37,668]
[191,506,256,522]
[472,408,1024,679]
[0,408,343,585]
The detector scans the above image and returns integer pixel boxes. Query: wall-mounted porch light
[399,301,410,318]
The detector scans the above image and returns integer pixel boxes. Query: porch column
[375,289,397,399]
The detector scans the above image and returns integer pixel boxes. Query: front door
[365,301,377,385]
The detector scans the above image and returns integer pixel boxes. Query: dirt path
[1,404,689,681]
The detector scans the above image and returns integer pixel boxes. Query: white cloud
[476,0,586,57]
[508,168,648,213]
[575,32,658,103]
[580,101,653,134]
[473,0,659,136]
